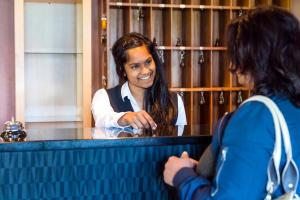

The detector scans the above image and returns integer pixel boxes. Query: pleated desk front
[0,128,211,200]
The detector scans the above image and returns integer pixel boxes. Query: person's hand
[181,151,199,166]
[118,110,157,130]
[163,151,197,186]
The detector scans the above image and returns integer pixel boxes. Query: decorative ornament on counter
[1,117,27,142]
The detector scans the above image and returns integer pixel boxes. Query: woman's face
[236,71,254,89]
[124,45,156,92]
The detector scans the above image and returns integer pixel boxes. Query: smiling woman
[91,32,187,136]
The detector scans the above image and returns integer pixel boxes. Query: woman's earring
[123,73,126,77]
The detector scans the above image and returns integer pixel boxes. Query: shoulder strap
[216,111,234,150]
[196,111,234,179]
[242,95,299,199]
[106,85,134,112]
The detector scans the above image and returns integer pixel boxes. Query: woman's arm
[91,89,127,128]
[164,102,275,200]
[92,89,157,129]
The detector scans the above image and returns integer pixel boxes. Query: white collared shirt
[91,82,187,132]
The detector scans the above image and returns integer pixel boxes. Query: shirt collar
[121,82,133,101]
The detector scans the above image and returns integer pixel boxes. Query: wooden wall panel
[0,0,15,125]
[291,0,300,21]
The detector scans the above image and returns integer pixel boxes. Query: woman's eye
[145,59,152,65]
[131,64,139,70]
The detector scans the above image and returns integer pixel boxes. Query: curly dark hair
[227,6,300,107]
[111,32,178,126]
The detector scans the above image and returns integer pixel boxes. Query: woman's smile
[138,73,152,80]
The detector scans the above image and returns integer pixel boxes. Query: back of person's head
[227,6,300,107]
[111,32,163,83]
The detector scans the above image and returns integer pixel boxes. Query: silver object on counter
[1,117,27,142]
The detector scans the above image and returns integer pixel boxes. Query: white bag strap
[242,95,299,199]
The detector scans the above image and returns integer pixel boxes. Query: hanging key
[176,38,182,46]
[200,91,205,105]
[198,50,205,65]
[153,37,158,47]
[137,7,145,21]
[214,38,220,47]
[179,91,184,97]
[237,91,243,104]
[179,50,185,68]
[219,91,225,105]
[239,9,243,17]
[158,49,164,64]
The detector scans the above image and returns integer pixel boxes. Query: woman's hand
[163,152,198,186]
[118,110,157,130]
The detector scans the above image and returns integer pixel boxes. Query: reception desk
[0,127,211,200]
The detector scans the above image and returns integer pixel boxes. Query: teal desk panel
[0,136,211,200]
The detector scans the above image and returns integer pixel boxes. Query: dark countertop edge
[0,136,211,152]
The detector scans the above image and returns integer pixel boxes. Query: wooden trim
[25,0,82,3]
[76,1,83,123]
[170,87,249,92]
[108,2,250,10]
[14,0,25,124]
[91,0,101,96]
[82,0,92,127]
[0,0,15,125]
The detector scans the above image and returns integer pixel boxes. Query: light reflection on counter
[22,125,185,142]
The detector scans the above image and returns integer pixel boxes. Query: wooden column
[0,0,15,125]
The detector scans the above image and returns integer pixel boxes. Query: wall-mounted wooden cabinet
[98,0,290,135]
[15,0,92,129]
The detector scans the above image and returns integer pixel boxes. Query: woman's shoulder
[223,100,274,145]
[92,88,110,103]
[94,88,108,96]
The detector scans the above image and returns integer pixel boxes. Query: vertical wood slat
[92,0,101,96]
[14,0,25,124]
[209,7,213,133]
[0,0,15,125]
[83,0,92,127]
[229,0,233,112]
[186,8,193,133]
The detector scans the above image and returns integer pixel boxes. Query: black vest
[106,85,134,112]
[106,85,178,124]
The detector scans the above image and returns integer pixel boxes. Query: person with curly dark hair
[164,6,300,199]
[92,32,186,135]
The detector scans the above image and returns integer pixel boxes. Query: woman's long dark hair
[112,32,178,126]
[227,6,300,107]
